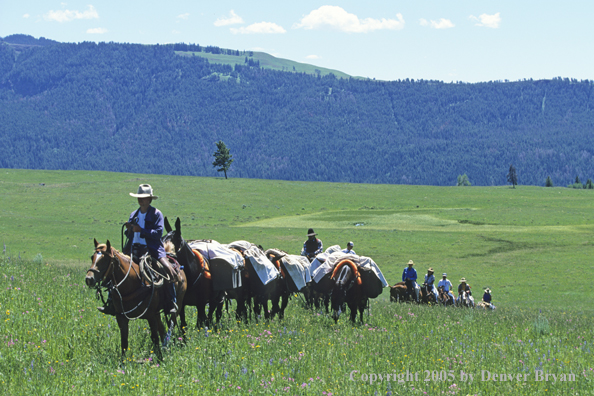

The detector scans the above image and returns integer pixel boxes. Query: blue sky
[1,1,593,83]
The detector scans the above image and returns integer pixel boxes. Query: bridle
[90,246,155,320]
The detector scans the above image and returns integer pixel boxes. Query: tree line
[1,36,593,187]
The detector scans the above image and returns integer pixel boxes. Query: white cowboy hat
[407,260,414,265]
[459,277,467,283]
[484,288,491,293]
[129,184,159,199]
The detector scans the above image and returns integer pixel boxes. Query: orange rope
[331,259,362,286]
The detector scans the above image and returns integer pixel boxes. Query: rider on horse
[456,277,473,306]
[402,260,419,303]
[437,273,455,305]
[482,288,495,309]
[301,228,323,261]
[424,267,438,303]
[342,241,356,255]
[99,184,179,315]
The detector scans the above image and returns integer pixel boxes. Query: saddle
[137,252,181,288]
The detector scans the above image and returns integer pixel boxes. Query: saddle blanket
[308,244,342,275]
[187,239,244,291]
[279,254,311,291]
[227,241,279,286]
[312,253,388,289]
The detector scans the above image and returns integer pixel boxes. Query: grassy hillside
[1,168,593,310]
[176,50,354,79]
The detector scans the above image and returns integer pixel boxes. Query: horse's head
[86,239,115,287]
[162,217,183,252]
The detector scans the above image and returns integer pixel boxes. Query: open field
[1,169,593,394]
[175,51,354,79]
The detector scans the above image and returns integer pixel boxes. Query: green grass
[0,257,592,395]
[1,169,593,394]
[1,169,593,309]
[175,50,354,79]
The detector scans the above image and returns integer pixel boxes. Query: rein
[95,247,155,320]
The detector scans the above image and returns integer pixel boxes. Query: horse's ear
[106,240,111,252]
[175,217,181,231]
[164,217,172,233]
[94,238,99,248]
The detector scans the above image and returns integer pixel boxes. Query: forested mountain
[1,35,593,186]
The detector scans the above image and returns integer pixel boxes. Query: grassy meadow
[1,169,593,395]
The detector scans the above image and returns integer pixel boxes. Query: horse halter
[89,247,118,284]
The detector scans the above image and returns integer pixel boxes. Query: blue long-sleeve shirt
[127,206,166,259]
[402,267,417,282]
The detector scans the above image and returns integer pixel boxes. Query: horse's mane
[96,244,131,261]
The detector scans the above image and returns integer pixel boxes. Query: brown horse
[85,239,186,359]
[437,287,454,306]
[390,282,407,302]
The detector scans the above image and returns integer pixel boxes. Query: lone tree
[545,176,554,187]
[212,140,234,179]
[507,164,518,188]
[457,174,471,186]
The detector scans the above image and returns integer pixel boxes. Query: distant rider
[437,273,454,305]
[424,267,438,303]
[342,241,356,255]
[301,228,323,261]
[457,277,473,307]
[402,260,419,303]
[482,288,495,310]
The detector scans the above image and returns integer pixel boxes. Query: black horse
[162,218,247,329]
[330,259,368,323]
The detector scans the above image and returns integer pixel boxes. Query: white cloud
[86,27,107,34]
[294,6,404,33]
[214,10,244,27]
[172,30,181,34]
[44,5,99,22]
[420,18,454,29]
[306,55,321,59]
[23,13,30,18]
[231,22,286,34]
[470,13,501,28]
[177,13,190,20]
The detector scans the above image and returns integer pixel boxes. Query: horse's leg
[348,299,357,323]
[115,314,130,358]
[279,291,290,320]
[198,303,208,329]
[146,316,164,361]
[358,298,367,324]
[252,296,261,322]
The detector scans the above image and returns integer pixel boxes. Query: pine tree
[212,140,234,179]
[545,176,553,187]
[507,164,518,188]
[457,174,471,186]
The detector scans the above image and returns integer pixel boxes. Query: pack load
[227,241,279,286]
[187,239,244,291]
[309,245,342,274]
[312,253,388,298]
[267,249,311,292]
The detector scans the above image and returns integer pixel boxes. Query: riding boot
[167,282,178,314]
[97,294,116,316]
